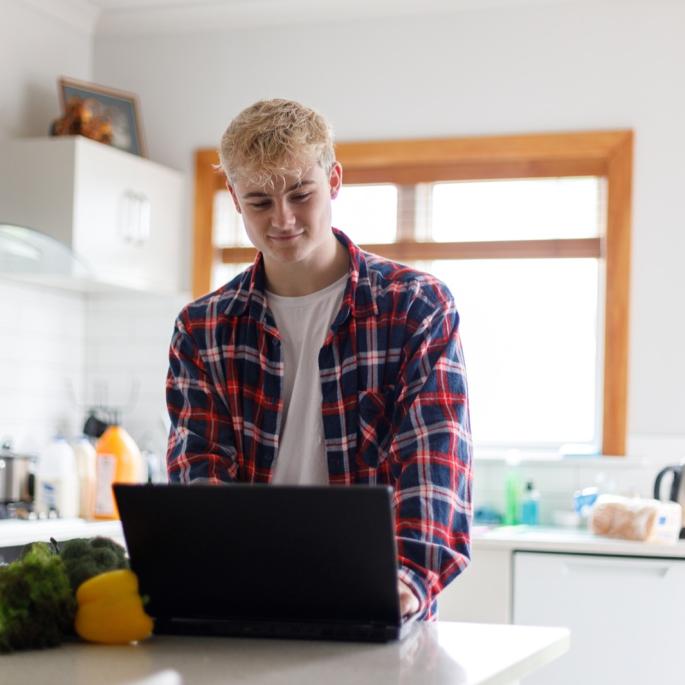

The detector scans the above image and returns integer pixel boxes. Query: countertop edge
[473,528,685,558]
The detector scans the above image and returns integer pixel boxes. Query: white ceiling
[32,0,586,36]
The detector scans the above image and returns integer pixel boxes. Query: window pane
[420,258,601,450]
[332,184,397,244]
[213,190,252,247]
[431,177,603,242]
[212,262,252,291]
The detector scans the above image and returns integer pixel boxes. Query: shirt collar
[222,228,378,321]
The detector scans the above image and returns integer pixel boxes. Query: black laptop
[113,483,417,642]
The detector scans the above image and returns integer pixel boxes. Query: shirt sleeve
[166,310,239,483]
[390,296,473,620]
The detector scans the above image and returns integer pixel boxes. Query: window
[332,176,605,452]
[193,130,632,455]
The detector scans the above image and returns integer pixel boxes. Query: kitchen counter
[438,523,685,626]
[0,518,125,549]
[4,518,684,559]
[473,525,685,557]
[1,622,569,685]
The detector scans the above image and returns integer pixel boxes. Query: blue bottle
[521,480,540,526]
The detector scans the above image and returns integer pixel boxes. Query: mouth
[268,232,304,242]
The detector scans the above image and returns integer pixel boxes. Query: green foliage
[58,536,129,593]
[0,542,75,652]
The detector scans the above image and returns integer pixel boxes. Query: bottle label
[41,482,57,514]
[95,454,117,516]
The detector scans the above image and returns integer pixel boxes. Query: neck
[264,235,349,297]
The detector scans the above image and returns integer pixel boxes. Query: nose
[271,199,296,230]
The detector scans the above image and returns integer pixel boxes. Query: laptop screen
[114,483,402,627]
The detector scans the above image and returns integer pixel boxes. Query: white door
[513,551,684,685]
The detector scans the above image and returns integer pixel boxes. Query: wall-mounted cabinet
[0,137,185,294]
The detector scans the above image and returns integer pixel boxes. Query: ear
[328,161,343,200]
[226,180,242,214]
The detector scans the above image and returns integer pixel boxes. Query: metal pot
[0,444,36,504]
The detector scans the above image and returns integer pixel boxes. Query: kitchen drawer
[513,551,684,685]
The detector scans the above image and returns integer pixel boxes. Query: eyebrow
[242,179,316,199]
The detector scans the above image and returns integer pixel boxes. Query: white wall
[0,1,93,140]
[0,1,93,452]
[92,0,685,460]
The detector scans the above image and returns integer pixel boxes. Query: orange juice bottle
[93,422,143,520]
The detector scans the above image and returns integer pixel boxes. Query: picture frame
[58,76,147,157]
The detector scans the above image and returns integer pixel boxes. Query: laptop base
[154,616,401,643]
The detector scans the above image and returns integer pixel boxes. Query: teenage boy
[166,99,472,620]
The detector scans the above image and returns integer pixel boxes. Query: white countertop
[1,622,569,685]
[3,519,684,559]
[0,518,125,548]
[473,525,685,558]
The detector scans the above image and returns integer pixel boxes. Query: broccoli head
[59,536,129,592]
[0,542,75,652]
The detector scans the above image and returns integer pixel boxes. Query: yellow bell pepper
[74,569,154,645]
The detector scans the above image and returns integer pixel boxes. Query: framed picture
[58,77,147,157]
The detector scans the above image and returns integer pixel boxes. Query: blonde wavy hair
[219,99,335,188]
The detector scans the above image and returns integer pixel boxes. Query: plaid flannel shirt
[166,229,472,619]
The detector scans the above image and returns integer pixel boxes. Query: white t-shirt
[267,274,348,485]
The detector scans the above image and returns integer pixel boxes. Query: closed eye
[290,193,312,203]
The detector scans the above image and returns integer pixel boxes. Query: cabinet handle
[137,195,151,244]
[119,190,136,243]
[119,190,151,246]
[562,559,671,579]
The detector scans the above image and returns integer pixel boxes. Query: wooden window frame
[193,130,632,455]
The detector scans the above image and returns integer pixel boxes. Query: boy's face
[227,160,342,269]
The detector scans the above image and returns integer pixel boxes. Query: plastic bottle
[94,422,143,520]
[521,480,541,526]
[72,436,97,519]
[36,436,79,519]
[504,467,522,525]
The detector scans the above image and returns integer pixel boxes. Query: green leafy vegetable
[0,542,75,652]
[58,536,129,593]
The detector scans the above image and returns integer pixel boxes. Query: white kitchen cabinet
[0,137,185,293]
[438,547,512,623]
[513,551,685,685]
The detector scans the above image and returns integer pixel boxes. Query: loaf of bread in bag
[590,495,657,541]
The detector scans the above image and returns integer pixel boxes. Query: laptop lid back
[114,483,401,627]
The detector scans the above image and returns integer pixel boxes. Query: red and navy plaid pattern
[166,229,472,619]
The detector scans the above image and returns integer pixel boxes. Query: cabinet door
[74,139,184,293]
[513,552,684,685]
[438,548,511,623]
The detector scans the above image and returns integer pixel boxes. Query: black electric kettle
[654,463,685,537]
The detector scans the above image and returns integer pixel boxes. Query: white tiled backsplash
[0,279,188,459]
[85,291,188,458]
[472,450,685,526]
[0,280,86,452]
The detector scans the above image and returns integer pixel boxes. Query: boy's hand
[398,579,420,618]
